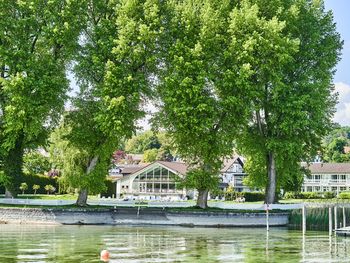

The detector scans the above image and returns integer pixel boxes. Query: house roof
[121,165,147,175]
[220,156,244,173]
[306,163,350,174]
[157,161,189,175]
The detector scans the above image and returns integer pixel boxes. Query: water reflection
[0,225,350,262]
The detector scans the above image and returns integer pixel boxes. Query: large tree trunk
[76,188,88,206]
[75,156,98,206]
[196,189,209,209]
[265,152,277,204]
[3,133,25,198]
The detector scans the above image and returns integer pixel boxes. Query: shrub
[241,192,265,202]
[100,179,116,198]
[339,192,350,199]
[284,192,297,199]
[299,192,321,199]
[323,191,336,199]
[44,184,56,195]
[21,174,58,195]
[32,184,40,195]
[19,183,28,194]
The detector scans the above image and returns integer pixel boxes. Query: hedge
[339,192,350,199]
[100,180,115,198]
[0,174,58,195]
[284,191,336,199]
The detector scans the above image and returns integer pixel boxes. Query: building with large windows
[302,163,350,195]
[111,157,250,199]
[114,161,188,200]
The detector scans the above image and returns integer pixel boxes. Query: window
[314,186,321,192]
[307,186,312,192]
[340,187,346,192]
[340,175,346,181]
[331,175,337,181]
[314,175,321,181]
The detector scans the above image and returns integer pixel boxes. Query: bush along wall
[100,179,115,198]
[223,190,265,202]
[19,174,59,195]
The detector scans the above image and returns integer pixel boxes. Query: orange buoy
[100,249,110,262]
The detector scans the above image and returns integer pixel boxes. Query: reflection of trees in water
[2,225,350,262]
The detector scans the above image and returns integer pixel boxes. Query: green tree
[323,126,350,162]
[55,0,161,206]
[19,182,28,195]
[32,184,40,195]
[0,0,83,197]
[23,151,51,175]
[142,149,158,163]
[44,184,55,195]
[156,0,248,208]
[232,0,342,203]
[125,131,161,154]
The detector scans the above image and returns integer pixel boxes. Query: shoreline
[0,207,289,227]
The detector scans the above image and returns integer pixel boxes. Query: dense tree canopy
[0,0,83,196]
[234,0,342,203]
[156,0,252,208]
[322,126,350,162]
[54,0,161,206]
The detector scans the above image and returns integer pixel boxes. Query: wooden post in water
[329,207,333,236]
[334,206,338,230]
[343,207,346,228]
[302,205,306,235]
[265,204,269,232]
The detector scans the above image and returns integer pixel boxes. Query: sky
[324,0,350,126]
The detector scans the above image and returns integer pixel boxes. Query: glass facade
[132,165,180,194]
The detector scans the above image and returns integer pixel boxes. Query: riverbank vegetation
[0,0,342,208]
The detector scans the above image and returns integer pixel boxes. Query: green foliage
[21,174,58,195]
[23,151,51,175]
[32,184,40,195]
[125,131,161,154]
[323,191,336,199]
[51,0,161,205]
[44,184,56,195]
[156,0,249,208]
[0,0,84,195]
[142,149,158,163]
[243,192,265,202]
[19,183,28,194]
[339,192,350,199]
[181,169,221,192]
[235,0,342,202]
[300,192,321,199]
[322,126,350,162]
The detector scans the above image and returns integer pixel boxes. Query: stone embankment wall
[0,207,289,227]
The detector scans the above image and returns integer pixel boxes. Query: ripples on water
[0,224,350,262]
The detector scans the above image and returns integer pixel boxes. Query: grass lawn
[0,194,100,200]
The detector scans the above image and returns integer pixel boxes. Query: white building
[111,157,250,199]
[302,163,350,194]
[220,156,249,192]
[114,161,188,200]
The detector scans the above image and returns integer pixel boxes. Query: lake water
[0,225,349,262]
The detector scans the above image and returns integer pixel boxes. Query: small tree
[44,184,55,195]
[19,183,28,195]
[32,184,40,195]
